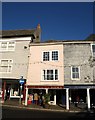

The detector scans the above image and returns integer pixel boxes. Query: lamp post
[19,76,24,104]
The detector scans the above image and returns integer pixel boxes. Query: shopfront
[64,85,95,110]
[2,79,26,101]
[25,85,64,106]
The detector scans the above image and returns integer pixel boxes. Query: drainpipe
[2,81,6,103]
[54,90,56,105]
[25,85,28,106]
[66,88,69,110]
[23,83,26,101]
[87,88,90,111]
[46,88,48,94]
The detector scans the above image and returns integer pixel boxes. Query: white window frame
[0,41,15,52]
[91,44,95,57]
[52,51,58,61]
[42,51,50,61]
[71,66,80,80]
[8,41,15,50]
[42,50,59,61]
[41,69,59,81]
[0,59,13,73]
[0,42,8,50]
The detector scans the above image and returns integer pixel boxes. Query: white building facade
[0,24,41,102]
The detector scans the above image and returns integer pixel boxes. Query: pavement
[1,99,89,113]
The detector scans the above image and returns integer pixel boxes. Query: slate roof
[0,29,36,38]
[85,34,95,40]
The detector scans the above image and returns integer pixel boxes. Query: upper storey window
[52,51,58,61]
[0,59,13,73]
[92,44,95,57]
[43,52,49,61]
[71,66,80,80]
[43,51,58,61]
[1,42,7,50]
[0,41,15,51]
[42,69,58,81]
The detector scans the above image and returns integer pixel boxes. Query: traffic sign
[19,78,24,85]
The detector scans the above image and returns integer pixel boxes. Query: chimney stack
[37,24,41,29]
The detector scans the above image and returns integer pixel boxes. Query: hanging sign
[19,76,24,85]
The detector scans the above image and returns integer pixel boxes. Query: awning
[27,85,64,89]
[64,85,95,89]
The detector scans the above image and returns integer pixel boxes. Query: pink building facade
[25,42,64,105]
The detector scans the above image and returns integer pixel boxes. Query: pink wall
[27,43,64,87]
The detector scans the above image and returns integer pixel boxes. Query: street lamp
[19,76,24,104]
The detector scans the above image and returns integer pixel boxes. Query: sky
[2,1,94,41]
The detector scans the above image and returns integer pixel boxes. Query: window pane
[55,69,58,74]
[76,73,79,78]
[8,66,12,72]
[0,66,8,72]
[1,60,8,66]
[72,66,79,79]
[47,70,53,80]
[75,68,79,72]
[8,42,15,49]
[0,42,15,51]
[9,42,15,46]
[43,69,58,81]
[0,60,12,73]
[0,42,7,50]
[52,51,58,60]
[55,70,58,80]
[43,70,46,80]
[92,45,95,53]
[43,52,49,61]
[1,42,7,48]
[72,67,75,72]
[72,73,76,78]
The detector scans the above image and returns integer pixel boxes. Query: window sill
[41,80,59,82]
[71,79,80,81]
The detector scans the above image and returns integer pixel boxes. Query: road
[1,106,95,119]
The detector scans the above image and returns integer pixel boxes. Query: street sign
[19,77,24,85]
[19,76,24,104]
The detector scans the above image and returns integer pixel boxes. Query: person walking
[34,93,38,105]
[42,95,45,108]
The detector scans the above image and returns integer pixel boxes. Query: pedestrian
[34,93,38,105]
[42,95,45,108]
[5,93,7,101]
[38,95,42,106]
[5,88,10,101]
[29,94,33,104]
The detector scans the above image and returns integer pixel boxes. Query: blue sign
[19,79,24,85]
[19,76,24,85]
